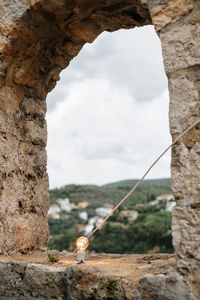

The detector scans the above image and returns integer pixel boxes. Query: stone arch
[0,0,152,254]
[0,0,200,297]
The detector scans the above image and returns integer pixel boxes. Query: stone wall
[0,0,151,254]
[0,252,190,300]
[0,0,200,298]
[149,1,200,298]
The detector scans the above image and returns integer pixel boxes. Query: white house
[57,198,76,212]
[47,204,61,219]
[157,194,174,201]
[89,216,104,226]
[119,210,138,222]
[166,200,176,212]
[79,211,88,221]
[96,207,112,218]
[148,194,175,212]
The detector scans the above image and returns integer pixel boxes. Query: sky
[46,25,171,188]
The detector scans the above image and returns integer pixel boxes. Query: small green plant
[48,253,60,263]
[106,279,117,291]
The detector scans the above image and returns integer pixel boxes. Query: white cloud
[47,25,167,111]
[47,78,171,188]
[46,25,171,188]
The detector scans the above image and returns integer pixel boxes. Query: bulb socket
[77,251,86,263]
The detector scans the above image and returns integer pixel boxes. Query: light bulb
[76,236,89,263]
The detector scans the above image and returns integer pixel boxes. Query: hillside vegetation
[103,178,170,187]
[48,178,173,254]
[50,178,171,209]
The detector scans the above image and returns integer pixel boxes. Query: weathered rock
[0,252,185,300]
[153,4,200,298]
[140,273,190,300]
[150,0,193,31]
[0,0,151,256]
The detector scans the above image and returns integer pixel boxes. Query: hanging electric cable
[74,118,200,262]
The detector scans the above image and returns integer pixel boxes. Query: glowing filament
[76,236,89,252]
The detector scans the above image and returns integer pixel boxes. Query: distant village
[48,194,175,236]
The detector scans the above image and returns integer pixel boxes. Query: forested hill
[49,178,171,209]
[104,178,170,187]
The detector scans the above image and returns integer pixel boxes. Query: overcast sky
[46,25,171,188]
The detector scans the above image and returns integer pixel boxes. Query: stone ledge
[0,252,190,299]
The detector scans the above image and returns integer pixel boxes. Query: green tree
[48,229,78,251]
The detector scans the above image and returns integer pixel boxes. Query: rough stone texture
[0,0,200,298]
[0,252,191,300]
[150,2,200,299]
[0,0,151,255]
[140,273,190,300]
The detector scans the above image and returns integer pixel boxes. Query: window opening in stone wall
[46,25,174,255]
